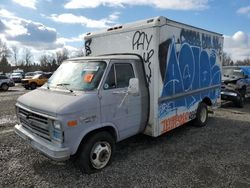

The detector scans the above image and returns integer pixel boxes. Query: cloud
[237,6,250,17]
[0,20,6,32]
[64,0,209,10]
[0,9,15,18]
[49,12,120,28]
[12,0,37,9]
[6,21,61,50]
[0,8,62,50]
[224,31,250,61]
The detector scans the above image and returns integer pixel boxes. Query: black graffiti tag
[85,39,92,56]
[143,49,154,84]
[132,31,153,51]
[132,31,154,84]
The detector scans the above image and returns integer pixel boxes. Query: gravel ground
[0,86,250,187]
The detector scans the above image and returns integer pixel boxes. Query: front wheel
[30,83,37,90]
[1,83,9,91]
[193,102,208,127]
[77,131,115,174]
[235,94,243,108]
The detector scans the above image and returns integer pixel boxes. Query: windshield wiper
[56,83,74,93]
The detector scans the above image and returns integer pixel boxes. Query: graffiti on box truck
[159,29,222,133]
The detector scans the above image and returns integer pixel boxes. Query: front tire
[77,131,115,174]
[30,83,37,90]
[1,83,9,91]
[235,94,243,108]
[193,102,208,127]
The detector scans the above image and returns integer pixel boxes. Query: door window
[104,63,135,90]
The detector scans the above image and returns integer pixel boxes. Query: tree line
[1,39,250,74]
[0,39,84,74]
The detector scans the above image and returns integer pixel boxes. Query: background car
[24,72,36,79]
[0,75,15,91]
[21,73,52,90]
[221,66,250,107]
[10,72,23,83]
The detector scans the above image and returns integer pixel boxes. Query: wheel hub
[90,141,111,169]
[200,107,207,123]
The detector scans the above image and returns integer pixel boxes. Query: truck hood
[17,88,97,116]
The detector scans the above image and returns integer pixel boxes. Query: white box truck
[15,16,223,173]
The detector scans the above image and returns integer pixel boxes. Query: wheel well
[76,126,117,155]
[1,82,8,86]
[202,97,212,106]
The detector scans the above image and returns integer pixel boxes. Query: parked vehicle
[21,73,52,90]
[221,66,250,107]
[24,72,36,79]
[0,75,15,91]
[15,16,223,173]
[10,72,23,83]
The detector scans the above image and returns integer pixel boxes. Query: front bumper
[15,124,70,161]
[221,90,240,102]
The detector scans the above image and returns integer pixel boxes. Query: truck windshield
[47,61,106,91]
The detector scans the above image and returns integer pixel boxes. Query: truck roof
[68,54,141,62]
[85,16,223,39]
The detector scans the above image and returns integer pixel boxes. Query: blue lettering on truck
[159,34,222,133]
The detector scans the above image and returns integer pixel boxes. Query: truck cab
[15,55,149,173]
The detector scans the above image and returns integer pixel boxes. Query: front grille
[18,107,52,141]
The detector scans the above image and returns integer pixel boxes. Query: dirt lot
[0,86,250,187]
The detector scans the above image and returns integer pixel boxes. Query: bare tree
[0,39,11,58]
[23,48,33,66]
[235,58,250,66]
[56,48,69,65]
[74,47,85,57]
[222,52,233,66]
[12,46,19,66]
[40,54,57,72]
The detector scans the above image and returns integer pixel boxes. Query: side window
[116,64,135,88]
[104,63,135,90]
[104,65,116,90]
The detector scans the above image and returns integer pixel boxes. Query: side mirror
[128,78,139,95]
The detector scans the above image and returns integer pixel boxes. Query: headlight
[53,120,61,130]
[52,121,63,144]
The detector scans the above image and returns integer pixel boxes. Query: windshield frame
[46,60,108,92]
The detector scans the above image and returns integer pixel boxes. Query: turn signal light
[67,120,77,127]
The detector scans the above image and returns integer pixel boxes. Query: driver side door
[99,61,142,140]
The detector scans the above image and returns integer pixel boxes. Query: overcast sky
[0,0,250,63]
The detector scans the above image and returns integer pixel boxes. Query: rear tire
[193,102,208,127]
[1,83,9,91]
[77,131,115,174]
[30,83,37,90]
